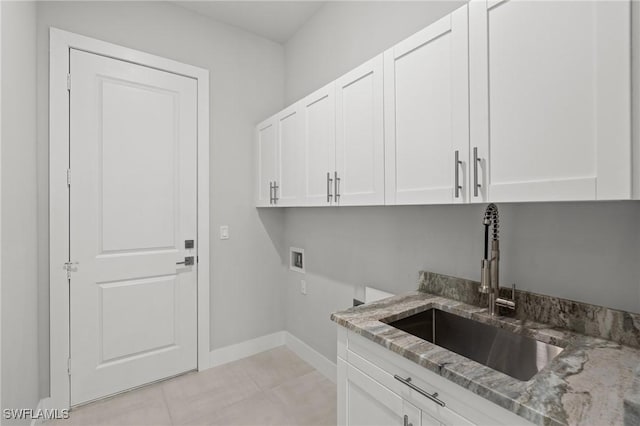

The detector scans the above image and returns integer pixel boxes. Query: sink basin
[385,309,563,381]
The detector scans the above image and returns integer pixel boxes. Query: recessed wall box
[290,247,305,273]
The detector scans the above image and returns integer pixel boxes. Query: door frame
[49,28,210,410]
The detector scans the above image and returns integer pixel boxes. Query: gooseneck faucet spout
[479,204,515,316]
[479,204,499,312]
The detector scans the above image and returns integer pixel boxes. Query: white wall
[2,0,41,420]
[36,1,286,398]
[282,1,640,363]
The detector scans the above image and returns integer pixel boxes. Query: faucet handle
[496,283,516,310]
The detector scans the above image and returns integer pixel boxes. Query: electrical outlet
[300,280,307,295]
[220,225,229,240]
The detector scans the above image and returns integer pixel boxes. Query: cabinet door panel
[346,364,404,426]
[256,118,277,207]
[303,83,336,206]
[385,6,469,205]
[469,0,630,202]
[420,411,442,426]
[276,104,303,206]
[336,55,385,206]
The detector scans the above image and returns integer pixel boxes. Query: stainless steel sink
[385,309,564,381]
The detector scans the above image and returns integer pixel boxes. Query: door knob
[176,256,195,266]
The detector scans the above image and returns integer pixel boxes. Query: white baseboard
[209,331,285,368]
[284,332,336,383]
[207,331,336,383]
[29,397,51,426]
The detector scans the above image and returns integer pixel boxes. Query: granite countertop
[331,284,640,426]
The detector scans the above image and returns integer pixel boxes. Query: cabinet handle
[454,150,462,198]
[394,375,446,407]
[273,181,279,204]
[269,181,274,205]
[403,415,412,426]
[334,171,341,202]
[327,172,333,203]
[473,147,481,197]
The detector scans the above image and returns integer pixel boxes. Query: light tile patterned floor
[50,347,337,426]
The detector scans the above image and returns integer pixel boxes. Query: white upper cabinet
[302,82,337,206]
[335,55,385,206]
[469,0,631,203]
[275,103,304,206]
[384,5,470,205]
[255,116,277,207]
[256,1,634,207]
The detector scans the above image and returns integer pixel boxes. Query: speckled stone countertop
[331,273,640,426]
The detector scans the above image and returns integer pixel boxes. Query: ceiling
[175,1,326,44]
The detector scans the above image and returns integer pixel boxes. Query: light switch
[220,225,229,240]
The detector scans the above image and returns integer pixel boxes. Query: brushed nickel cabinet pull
[454,150,462,198]
[327,172,333,203]
[334,171,341,202]
[473,147,481,197]
[269,181,273,204]
[273,181,279,204]
[394,375,445,407]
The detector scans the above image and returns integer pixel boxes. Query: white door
[384,6,469,205]
[302,83,336,206]
[335,55,385,206]
[346,364,420,426]
[69,49,198,405]
[276,104,303,206]
[469,0,631,202]
[256,117,277,207]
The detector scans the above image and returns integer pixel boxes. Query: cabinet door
[420,411,442,426]
[384,5,469,205]
[335,55,385,206]
[469,0,631,202]
[275,103,304,206]
[345,364,420,426]
[302,82,336,206]
[256,117,277,207]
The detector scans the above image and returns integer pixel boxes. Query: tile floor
[50,346,337,426]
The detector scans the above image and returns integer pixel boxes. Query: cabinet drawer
[347,348,473,426]
[345,330,534,426]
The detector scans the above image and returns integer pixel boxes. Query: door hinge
[66,169,71,186]
[67,73,71,91]
[67,358,72,376]
[63,261,78,279]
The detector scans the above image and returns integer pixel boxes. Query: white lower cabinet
[345,361,421,426]
[337,327,535,426]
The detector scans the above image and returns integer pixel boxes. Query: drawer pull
[394,375,446,407]
[403,414,412,426]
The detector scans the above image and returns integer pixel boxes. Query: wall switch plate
[300,280,307,295]
[220,226,229,240]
